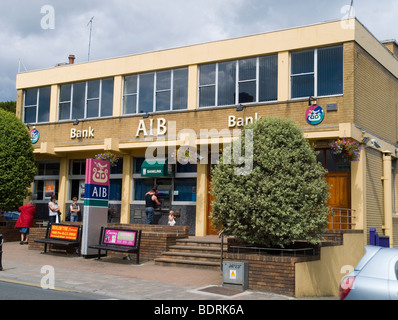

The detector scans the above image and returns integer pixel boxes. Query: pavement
[0,241,335,301]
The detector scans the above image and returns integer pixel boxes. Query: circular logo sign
[306,105,325,125]
[30,128,40,144]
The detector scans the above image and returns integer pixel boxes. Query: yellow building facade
[15,19,398,244]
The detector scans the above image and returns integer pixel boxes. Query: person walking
[145,189,160,224]
[15,200,36,244]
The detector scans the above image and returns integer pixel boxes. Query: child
[168,210,176,226]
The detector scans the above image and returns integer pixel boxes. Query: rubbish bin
[222,261,248,290]
[0,234,3,271]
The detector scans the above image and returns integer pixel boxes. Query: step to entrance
[154,236,227,270]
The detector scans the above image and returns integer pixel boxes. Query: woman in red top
[15,201,36,244]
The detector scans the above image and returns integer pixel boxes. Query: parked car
[340,245,398,300]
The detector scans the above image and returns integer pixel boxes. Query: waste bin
[222,261,248,290]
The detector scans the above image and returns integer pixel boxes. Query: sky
[1,0,398,102]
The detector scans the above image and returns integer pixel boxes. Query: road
[0,279,113,300]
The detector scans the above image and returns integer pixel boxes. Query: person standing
[48,195,60,223]
[145,189,160,224]
[69,197,80,222]
[15,201,36,244]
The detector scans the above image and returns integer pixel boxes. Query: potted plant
[95,151,119,167]
[330,139,361,162]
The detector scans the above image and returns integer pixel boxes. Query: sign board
[306,105,325,125]
[81,159,110,257]
[103,228,137,247]
[49,225,79,241]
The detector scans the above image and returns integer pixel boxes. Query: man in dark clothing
[145,189,160,224]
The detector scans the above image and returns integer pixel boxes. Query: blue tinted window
[259,55,278,102]
[174,178,196,201]
[318,46,343,96]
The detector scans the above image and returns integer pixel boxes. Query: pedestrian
[48,195,60,224]
[168,210,176,226]
[145,188,160,224]
[15,200,36,245]
[69,197,80,222]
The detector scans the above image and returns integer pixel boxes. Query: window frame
[58,78,114,121]
[123,67,188,115]
[290,45,344,99]
[23,86,51,124]
[198,54,278,108]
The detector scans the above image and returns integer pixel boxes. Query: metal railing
[328,207,356,230]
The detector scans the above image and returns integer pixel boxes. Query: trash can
[222,261,248,290]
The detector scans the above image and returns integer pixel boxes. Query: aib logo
[92,162,109,184]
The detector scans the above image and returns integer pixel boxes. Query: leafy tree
[0,101,16,114]
[210,117,330,247]
[0,109,37,212]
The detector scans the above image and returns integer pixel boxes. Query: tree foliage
[210,117,330,247]
[0,109,37,212]
[0,101,16,114]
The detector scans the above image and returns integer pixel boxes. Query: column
[383,152,393,247]
[195,162,208,236]
[120,154,132,224]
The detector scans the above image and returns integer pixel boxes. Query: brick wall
[28,223,189,261]
[0,220,20,242]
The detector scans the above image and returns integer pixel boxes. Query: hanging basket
[171,147,199,164]
[94,151,119,167]
[330,139,361,162]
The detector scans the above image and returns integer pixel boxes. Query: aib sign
[85,159,110,207]
[306,105,325,125]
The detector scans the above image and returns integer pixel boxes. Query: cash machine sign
[306,105,325,125]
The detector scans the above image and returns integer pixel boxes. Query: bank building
[16,18,398,248]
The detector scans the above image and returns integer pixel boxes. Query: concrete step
[159,251,221,263]
[154,257,221,270]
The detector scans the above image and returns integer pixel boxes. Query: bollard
[0,234,3,271]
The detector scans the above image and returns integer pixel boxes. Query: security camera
[370,139,382,149]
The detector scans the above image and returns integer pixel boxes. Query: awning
[141,159,174,177]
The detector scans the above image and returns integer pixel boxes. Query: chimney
[68,54,76,64]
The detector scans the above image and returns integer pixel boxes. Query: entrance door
[326,172,351,230]
[206,168,218,235]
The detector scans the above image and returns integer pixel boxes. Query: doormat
[195,285,247,297]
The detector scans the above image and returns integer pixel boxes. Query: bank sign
[84,159,110,208]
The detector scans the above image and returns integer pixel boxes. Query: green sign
[141,160,174,177]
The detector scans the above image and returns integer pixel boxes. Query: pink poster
[103,229,137,246]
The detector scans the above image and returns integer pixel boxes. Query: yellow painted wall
[295,232,365,298]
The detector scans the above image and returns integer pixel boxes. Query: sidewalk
[0,241,297,300]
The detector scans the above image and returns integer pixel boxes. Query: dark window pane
[259,55,278,101]
[101,78,114,117]
[156,91,170,111]
[87,80,100,99]
[318,46,343,96]
[239,58,256,81]
[25,88,37,106]
[173,68,188,110]
[87,99,99,118]
[124,75,137,95]
[199,86,215,107]
[199,64,216,85]
[156,70,171,91]
[24,106,36,123]
[60,84,71,102]
[134,179,154,200]
[174,178,196,201]
[239,81,256,103]
[59,102,71,120]
[138,73,154,113]
[291,74,314,98]
[291,50,314,74]
[72,82,86,119]
[218,61,236,106]
[37,86,51,123]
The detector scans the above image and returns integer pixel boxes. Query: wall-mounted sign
[30,128,40,144]
[306,105,325,125]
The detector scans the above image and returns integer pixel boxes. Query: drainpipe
[382,151,393,247]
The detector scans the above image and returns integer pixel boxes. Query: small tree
[0,109,37,212]
[210,117,330,247]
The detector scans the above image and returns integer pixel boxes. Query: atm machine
[155,185,172,214]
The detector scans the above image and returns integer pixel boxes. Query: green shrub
[210,117,329,247]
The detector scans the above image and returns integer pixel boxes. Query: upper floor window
[58,78,114,121]
[123,68,188,115]
[198,54,278,108]
[24,86,51,124]
[291,45,343,99]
